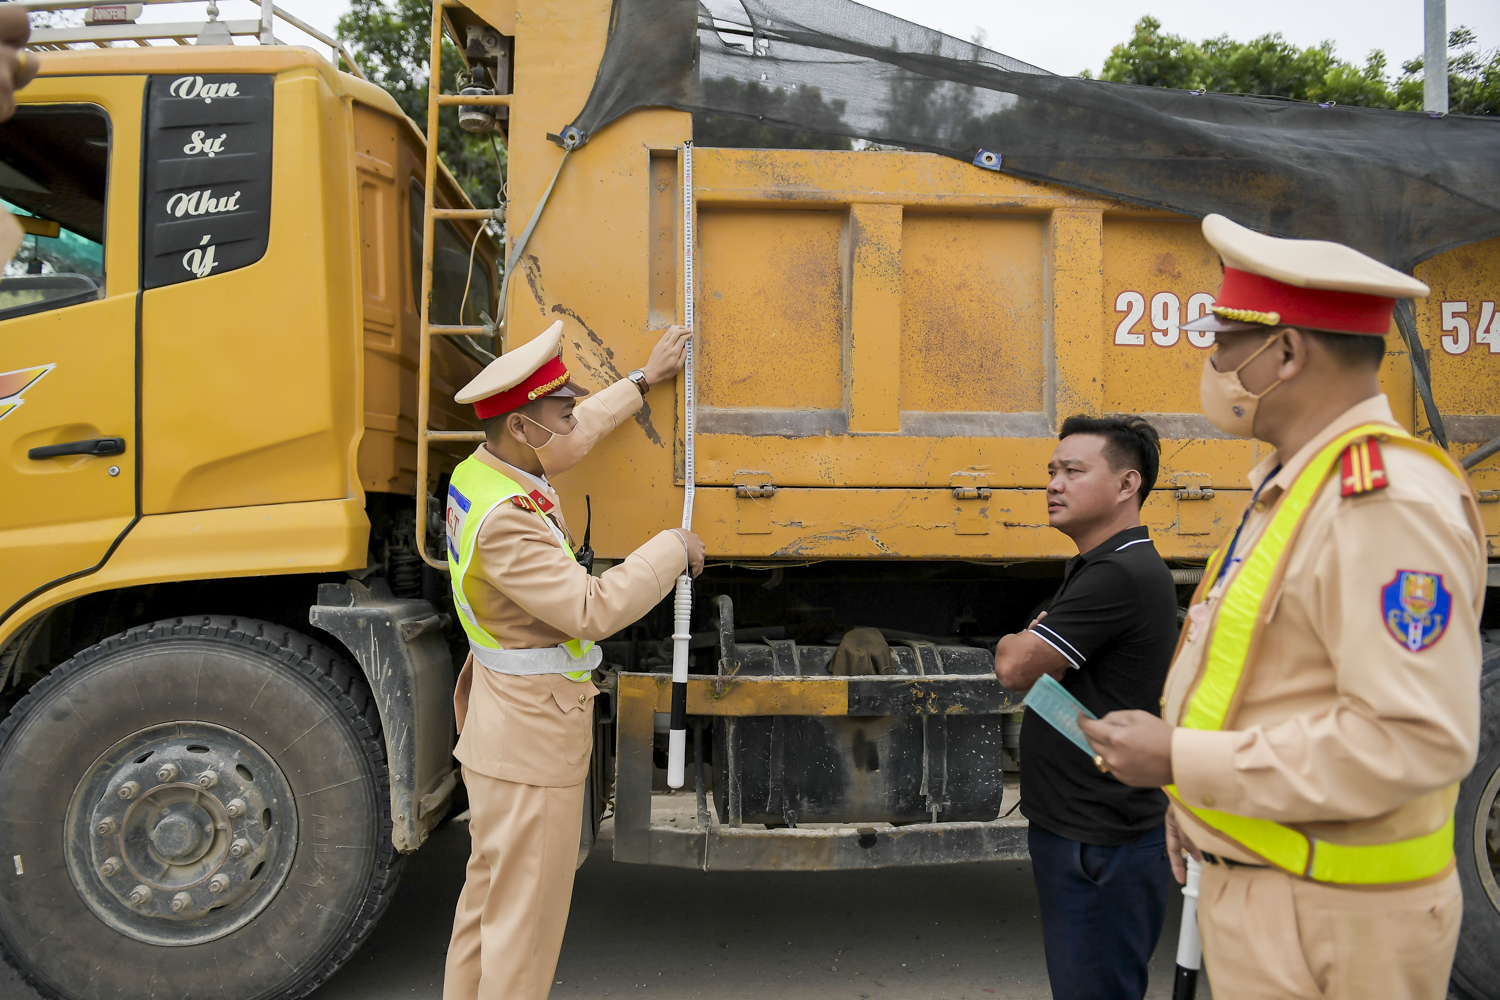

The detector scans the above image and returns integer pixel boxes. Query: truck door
[0,77,144,623]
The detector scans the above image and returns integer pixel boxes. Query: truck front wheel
[0,617,401,1000]
[1452,643,1500,1000]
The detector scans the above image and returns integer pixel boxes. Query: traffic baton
[1172,856,1204,999]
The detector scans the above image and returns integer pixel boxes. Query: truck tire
[0,617,401,1000]
[1451,642,1500,1000]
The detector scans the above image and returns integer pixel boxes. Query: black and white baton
[1172,856,1204,1000]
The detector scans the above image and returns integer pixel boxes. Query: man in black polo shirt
[994,414,1178,1000]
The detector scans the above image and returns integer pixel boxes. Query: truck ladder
[414,0,507,571]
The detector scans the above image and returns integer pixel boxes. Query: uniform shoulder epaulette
[1339,435,1388,497]
[510,495,537,512]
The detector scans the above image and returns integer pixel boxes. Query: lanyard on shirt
[1212,464,1282,587]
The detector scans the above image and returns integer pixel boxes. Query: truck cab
[0,14,492,996]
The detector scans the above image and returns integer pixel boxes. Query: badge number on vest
[446,484,472,560]
[1381,570,1451,652]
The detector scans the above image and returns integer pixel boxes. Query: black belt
[1201,852,1267,869]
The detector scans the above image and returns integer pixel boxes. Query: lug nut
[208,874,231,894]
[156,763,179,783]
[170,891,193,913]
[225,798,246,819]
[118,781,140,800]
[196,770,218,789]
[95,817,118,836]
[128,885,152,905]
[100,857,122,877]
[229,838,250,859]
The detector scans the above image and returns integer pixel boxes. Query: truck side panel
[1421,237,1500,539]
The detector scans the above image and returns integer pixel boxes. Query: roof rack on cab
[17,0,367,79]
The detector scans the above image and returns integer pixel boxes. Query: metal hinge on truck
[733,472,776,534]
[1173,473,1215,535]
[950,472,991,535]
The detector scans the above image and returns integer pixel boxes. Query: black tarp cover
[563,0,1500,270]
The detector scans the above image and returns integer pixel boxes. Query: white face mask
[517,412,588,476]
[1199,334,1285,439]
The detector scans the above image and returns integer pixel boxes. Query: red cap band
[473,355,570,419]
[1218,268,1396,336]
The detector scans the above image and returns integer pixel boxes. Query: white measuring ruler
[667,140,696,790]
[680,140,696,531]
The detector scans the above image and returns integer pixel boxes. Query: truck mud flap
[310,580,457,852]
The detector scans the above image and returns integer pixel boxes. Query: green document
[1022,673,1098,757]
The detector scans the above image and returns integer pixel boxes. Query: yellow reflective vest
[445,455,595,682]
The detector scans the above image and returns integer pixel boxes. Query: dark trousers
[1027,822,1173,1000]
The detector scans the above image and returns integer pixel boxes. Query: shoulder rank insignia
[1339,436,1388,497]
[510,495,537,512]
[1381,570,1451,652]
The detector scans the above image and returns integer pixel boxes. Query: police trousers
[442,767,585,1000]
[1198,862,1461,1000]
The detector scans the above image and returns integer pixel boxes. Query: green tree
[1085,16,1204,90]
[1085,16,1497,115]
[337,0,506,205]
[1397,26,1500,115]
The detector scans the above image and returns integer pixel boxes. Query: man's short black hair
[1300,328,1387,370]
[1058,414,1161,507]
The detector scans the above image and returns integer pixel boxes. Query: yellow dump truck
[1,1,1496,998]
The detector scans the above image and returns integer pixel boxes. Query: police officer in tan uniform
[442,320,704,1000]
[1079,215,1487,1000]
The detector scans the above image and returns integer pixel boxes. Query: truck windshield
[0,105,109,321]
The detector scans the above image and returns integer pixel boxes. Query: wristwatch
[627,369,649,396]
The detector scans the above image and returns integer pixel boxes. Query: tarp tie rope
[496,143,574,330]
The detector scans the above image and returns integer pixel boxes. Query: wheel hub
[65,723,297,947]
[147,805,209,862]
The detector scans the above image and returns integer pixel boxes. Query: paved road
[0,805,1206,1000]
[323,801,1206,1000]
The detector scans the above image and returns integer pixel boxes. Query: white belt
[469,641,602,676]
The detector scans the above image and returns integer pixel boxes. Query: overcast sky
[150,0,1500,83]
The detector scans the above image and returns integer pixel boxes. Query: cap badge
[1381,571,1451,652]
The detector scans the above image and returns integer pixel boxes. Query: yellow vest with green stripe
[1167,422,1469,885]
[445,455,594,682]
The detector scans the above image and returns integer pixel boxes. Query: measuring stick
[1172,857,1204,1000]
[666,141,696,790]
